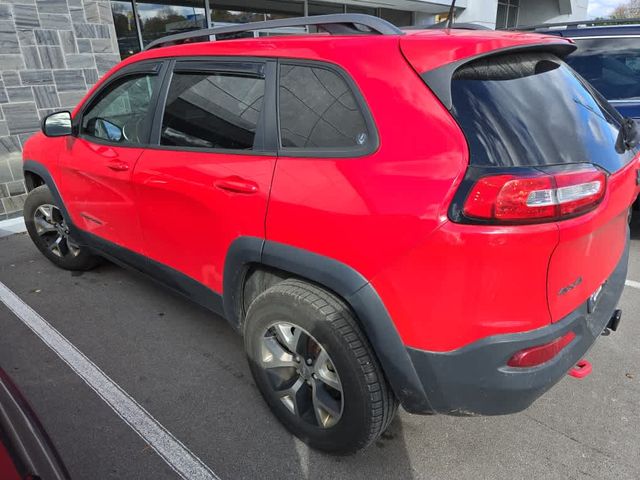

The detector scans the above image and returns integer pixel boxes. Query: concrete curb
[0,217,27,239]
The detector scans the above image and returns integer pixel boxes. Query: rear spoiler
[421,42,577,110]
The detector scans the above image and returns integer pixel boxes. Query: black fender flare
[223,237,433,413]
[23,160,74,227]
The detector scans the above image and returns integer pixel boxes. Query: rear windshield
[450,52,635,172]
[567,37,640,101]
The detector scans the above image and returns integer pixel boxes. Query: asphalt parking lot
[0,224,639,480]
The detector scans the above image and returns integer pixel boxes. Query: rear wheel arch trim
[224,237,433,413]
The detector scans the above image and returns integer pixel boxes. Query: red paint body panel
[0,440,20,480]
[58,138,146,252]
[547,156,640,321]
[399,29,574,73]
[265,39,468,283]
[133,149,276,291]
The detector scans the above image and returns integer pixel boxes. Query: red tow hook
[568,359,592,379]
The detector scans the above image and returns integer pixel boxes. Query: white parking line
[0,281,220,480]
[626,280,640,290]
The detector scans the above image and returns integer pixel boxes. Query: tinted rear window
[567,37,640,101]
[450,52,635,172]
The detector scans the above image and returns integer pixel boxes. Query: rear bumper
[406,234,629,416]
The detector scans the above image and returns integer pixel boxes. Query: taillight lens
[462,166,606,223]
[507,331,576,368]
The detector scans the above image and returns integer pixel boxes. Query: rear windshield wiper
[615,117,640,153]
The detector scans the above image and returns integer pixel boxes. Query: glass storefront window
[211,1,304,25]
[137,0,206,47]
[345,5,375,15]
[111,0,141,59]
[110,0,416,59]
[308,1,344,15]
[379,8,412,27]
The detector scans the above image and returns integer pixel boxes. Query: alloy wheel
[33,204,81,258]
[260,322,343,428]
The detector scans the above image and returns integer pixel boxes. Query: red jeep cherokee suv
[20,15,639,453]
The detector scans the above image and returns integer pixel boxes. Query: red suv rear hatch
[402,34,639,323]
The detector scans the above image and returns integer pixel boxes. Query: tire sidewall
[245,289,376,453]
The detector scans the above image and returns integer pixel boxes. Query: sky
[587,0,629,18]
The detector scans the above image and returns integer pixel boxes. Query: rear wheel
[24,185,100,271]
[244,279,398,454]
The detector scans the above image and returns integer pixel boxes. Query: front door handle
[107,161,129,172]
[214,176,259,194]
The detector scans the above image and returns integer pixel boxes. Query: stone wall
[0,0,119,220]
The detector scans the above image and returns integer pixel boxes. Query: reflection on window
[137,0,206,47]
[308,1,344,15]
[379,8,412,27]
[279,64,369,149]
[496,0,519,29]
[211,0,303,25]
[161,72,265,150]
[82,74,157,145]
[111,0,140,59]
[567,38,640,101]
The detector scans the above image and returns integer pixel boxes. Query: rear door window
[278,63,375,154]
[160,63,266,151]
[450,52,636,173]
[567,37,640,101]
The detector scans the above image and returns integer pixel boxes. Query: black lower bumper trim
[406,234,629,416]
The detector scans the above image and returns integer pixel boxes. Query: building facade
[0,0,589,221]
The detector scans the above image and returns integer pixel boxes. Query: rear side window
[278,64,370,151]
[567,37,640,101]
[450,52,635,173]
[161,72,265,150]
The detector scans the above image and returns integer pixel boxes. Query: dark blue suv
[522,21,640,120]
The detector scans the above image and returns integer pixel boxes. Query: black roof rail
[145,14,403,50]
[513,17,640,31]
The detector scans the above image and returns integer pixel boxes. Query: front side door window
[81,74,158,145]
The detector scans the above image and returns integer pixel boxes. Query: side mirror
[42,111,72,137]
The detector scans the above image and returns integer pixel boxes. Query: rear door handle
[214,176,259,194]
[107,161,129,172]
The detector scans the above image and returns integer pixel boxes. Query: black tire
[24,185,101,271]
[244,279,398,454]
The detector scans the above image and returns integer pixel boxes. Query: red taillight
[463,166,606,223]
[507,331,576,368]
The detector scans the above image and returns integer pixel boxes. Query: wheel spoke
[314,349,342,392]
[261,336,297,370]
[36,205,54,222]
[48,235,67,257]
[277,376,306,415]
[34,216,56,235]
[273,323,303,354]
[312,382,341,428]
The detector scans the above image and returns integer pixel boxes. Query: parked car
[0,368,69,480]
[519,19,640,212]
[519,20,640,119]
[21,14,639,453]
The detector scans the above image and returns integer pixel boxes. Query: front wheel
[24,185,100,271]
[244,279,398,454]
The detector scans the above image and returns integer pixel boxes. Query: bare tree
[611,0,640,18]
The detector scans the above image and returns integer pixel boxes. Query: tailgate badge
[588,283,605,313]
[558,276,582,296]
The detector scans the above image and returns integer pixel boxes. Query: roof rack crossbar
[145,14,403,50]
[514,17,640,31]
